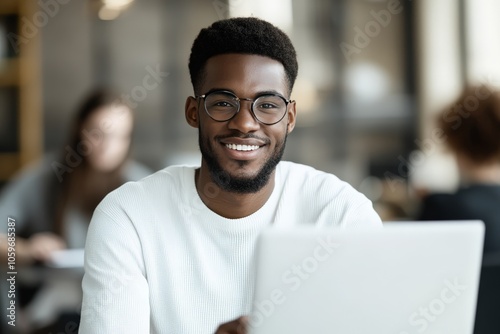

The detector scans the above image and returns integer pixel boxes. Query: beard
[198,129,287,194]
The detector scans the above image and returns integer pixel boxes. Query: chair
[473,251,500,333]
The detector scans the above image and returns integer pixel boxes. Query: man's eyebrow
[201,88,286,97]
[254,90,286,97]
[201,88,231,96]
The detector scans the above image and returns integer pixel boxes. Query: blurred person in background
[417,85,500,254]
[0,88,151,333]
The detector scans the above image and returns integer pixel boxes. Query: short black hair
[189,17,298,95]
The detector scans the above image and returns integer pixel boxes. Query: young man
[79,17,381,334]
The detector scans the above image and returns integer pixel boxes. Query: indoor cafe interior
[0,0,500,333]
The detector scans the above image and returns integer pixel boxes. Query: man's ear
[185,96,199,128]
[286,101,297,133]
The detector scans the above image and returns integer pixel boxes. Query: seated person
[79,17,382,334]
[417,85,500,254]
[0,89,151,332]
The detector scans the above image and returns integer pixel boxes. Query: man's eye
[209,99,236,109]
[215,101,233,107]
[257,103,278,109]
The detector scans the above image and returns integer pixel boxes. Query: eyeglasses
[196,90,294,125]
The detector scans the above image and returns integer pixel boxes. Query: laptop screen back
[249,221,484,334]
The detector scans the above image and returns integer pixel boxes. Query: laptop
[248,221,484,334]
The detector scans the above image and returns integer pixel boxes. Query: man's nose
[227,99,260,133]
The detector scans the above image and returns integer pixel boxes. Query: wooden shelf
[0,58,19,86]
[0,153,19,180]
[0,0,41,181]
[0,1,19,15]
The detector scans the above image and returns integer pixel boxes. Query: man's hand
[215,316,248,334]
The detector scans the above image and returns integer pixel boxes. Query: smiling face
[185,53,296,193]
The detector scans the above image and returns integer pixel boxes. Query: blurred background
[2,1,500,333]
[1,0,500,220]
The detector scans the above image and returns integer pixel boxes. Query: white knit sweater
[79,161,381,334]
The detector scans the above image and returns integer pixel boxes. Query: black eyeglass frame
[195,90,294,125]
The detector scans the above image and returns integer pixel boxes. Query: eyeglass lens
[204,92,287,124]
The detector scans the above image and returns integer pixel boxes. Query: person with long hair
[0,88,151,332]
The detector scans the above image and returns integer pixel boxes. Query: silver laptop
[249,221,484,334]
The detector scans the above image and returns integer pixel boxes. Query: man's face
[186,53,296,193]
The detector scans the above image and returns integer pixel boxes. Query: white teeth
[225,144,260,151]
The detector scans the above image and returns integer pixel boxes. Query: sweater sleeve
[79,202,150,333]
[343,200,383,228]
